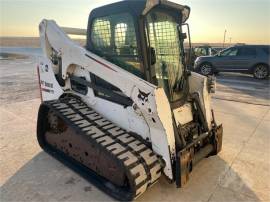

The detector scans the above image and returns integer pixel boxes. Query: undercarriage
[37,96,161,200]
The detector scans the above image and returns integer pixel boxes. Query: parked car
[194,45,270,79]
[185,45,220,69]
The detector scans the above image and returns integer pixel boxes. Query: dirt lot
[0,57,269,202]
[0,57,39,104]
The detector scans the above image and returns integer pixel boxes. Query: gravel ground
[0,56,40,104]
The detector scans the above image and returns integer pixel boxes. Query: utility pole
[223,29,227,48]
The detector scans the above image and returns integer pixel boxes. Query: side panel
[38,58,63,101]
[188,72,212,130]
[151,88,176,179]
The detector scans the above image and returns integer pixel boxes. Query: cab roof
[89,0,190,23]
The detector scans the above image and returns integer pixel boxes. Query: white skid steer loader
[36,0,223,200]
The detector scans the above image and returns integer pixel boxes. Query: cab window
[91,13,143,78]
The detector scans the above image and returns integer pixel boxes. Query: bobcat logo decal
[138,89,150,102]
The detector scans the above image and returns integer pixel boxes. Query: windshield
[146,10,185,102]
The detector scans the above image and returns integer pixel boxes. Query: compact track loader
[37,0,223,200]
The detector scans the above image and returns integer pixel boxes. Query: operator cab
[86,0,190,106]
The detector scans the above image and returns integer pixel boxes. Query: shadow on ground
[1,150,261,202]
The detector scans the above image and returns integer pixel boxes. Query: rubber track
[39,96,161,200]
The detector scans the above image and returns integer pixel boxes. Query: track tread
[43,97,161,199]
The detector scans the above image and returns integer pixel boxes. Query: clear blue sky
[1,0,270,44]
